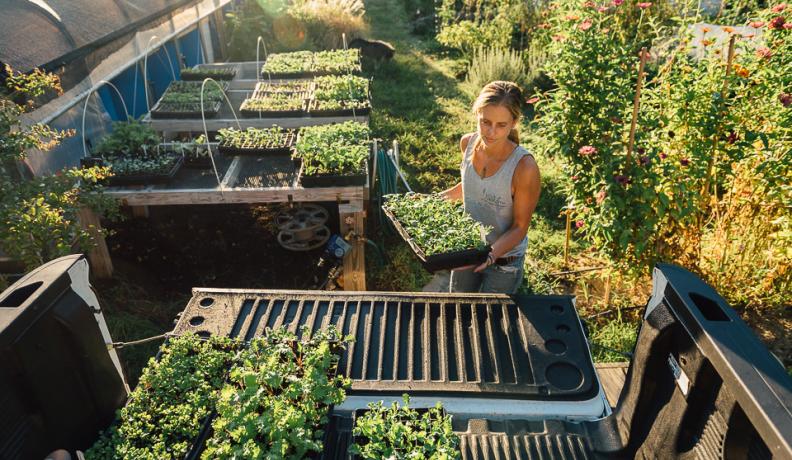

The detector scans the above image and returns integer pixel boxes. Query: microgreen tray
[150,100,222,119]
[180,67,238,81]
[104,155,184,186]
[382,204,491,272]
[307,99,371,118]
[297,160,367,188]
[349,407,449,460]
[217,130,297,156]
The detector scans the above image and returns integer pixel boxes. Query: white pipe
[81,80,131,158]
[201,77,241,187]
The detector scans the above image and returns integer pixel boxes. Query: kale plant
[350,395,460,460]
[383,193,490,256]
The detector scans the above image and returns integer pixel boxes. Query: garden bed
[382,193,491,272]
[261,49,361,78]
[307,98,371,117]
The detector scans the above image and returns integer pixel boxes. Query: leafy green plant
[85,334,236,460]
[383,193,491,256]
[201,328,351,459]
[105,155,180,176]
[314,74,369,101]
[295,121,370,175]
[217,126,293,149]
[241,92,305,112]
[313,48,362,73]
[350,394,459,460]
[262,49,361,75]
[92,121,160,158]
[0,65,117,269]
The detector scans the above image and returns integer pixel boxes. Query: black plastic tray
[382,204,490,272]
[105,155,183,186]
[308,100,371,118]
[180,68,237,81]
[298,160,367,188]
[150,100,222,119]
[217,130,297,156]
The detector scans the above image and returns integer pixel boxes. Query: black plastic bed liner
[172,290,599,401]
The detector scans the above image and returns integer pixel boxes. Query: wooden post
[626,48,649,166]
[131,206,149,218]
[339,200,366,291]
[78,208,113,279]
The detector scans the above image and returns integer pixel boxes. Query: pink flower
[525,97,540,104]
[640,155,650,166]
[537,23,551,29]
[771,3,786,12]
[575,220,585,229]
[755,47,773,59]
[571,175,580,181]
[785,22,792,29]
[578,145,597,156]
[584,1,596,7]
[552,34,565,42]
[579,19,593,31]
[597,6,608,12]
[680,158,690,167]
[659,152,668,160]
[749,21,764,28]
[612,0,624,5]
[637,2,652,8]
[769,16,786,29]
[596,189,607,204]
[779,93,792,107]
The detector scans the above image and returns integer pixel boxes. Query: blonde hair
[472,80,523,144]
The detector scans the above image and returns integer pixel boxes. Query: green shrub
[463,47,527,97]
[437,19,513,54]
[288,0,368,50]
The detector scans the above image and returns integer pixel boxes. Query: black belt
[495,256,520,266]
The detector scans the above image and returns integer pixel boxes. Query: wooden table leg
[77,208,113,279]
[339,200,366,291]
[131,205,149,218]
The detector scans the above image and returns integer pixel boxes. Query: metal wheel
[275,204,329,231]
[277,224,331,251]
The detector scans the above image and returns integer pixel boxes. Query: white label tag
[668,354,690,396]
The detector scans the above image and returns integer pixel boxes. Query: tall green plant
[0,65,117,270]
[463,47,527,97]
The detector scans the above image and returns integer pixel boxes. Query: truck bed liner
[173,290,600,402]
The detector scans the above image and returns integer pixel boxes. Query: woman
[441,81,541,293]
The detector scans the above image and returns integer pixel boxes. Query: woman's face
[476,104,516,147]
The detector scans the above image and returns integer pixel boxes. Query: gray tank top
[461,133,530,258]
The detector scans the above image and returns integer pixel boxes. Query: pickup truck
[1,254,790,459]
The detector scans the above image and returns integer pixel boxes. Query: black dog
[348,38,395,61]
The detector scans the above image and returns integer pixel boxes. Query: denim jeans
[449,255,525,294]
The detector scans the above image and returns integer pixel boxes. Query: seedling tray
[180,67,237,81]
[308,99,371,117]
[261,70,316,79]
[150,100,222,119]
[240,91,309,118]
[251,80,315,95]
[349,407,448,460]
[382,204,491,272]
[105,155,184,186]
[159,142,216,169]
[217,130,297,156]
[298,160,367,188]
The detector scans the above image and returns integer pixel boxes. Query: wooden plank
[146,114,368,131]
[130,206,149,218]
[595,362,629,408]
[339,200,366,291]
[77,208,113,279]
[106,185,366,206]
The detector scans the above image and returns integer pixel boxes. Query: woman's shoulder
[460,132,477,152]
[514,151,540,184]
